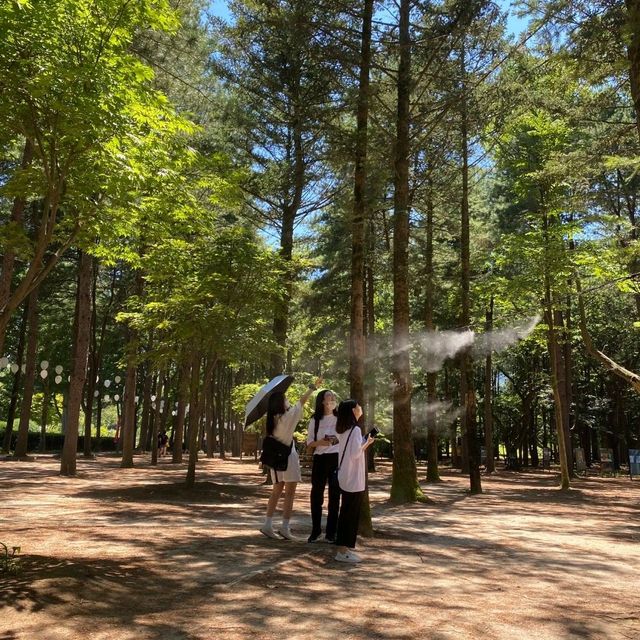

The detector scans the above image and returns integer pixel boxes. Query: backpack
[260,435,293,471]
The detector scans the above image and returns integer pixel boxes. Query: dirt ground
[1,454,639,640]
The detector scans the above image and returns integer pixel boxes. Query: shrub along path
[1,455,639,639]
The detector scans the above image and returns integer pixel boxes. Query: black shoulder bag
[260,435,293,471]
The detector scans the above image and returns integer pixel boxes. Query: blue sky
[207,1,529,36]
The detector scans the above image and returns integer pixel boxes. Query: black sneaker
[324,535,336,544]
[307,534,321,543]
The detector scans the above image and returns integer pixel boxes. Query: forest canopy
[1,0,639,496]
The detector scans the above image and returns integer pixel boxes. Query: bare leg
[266,482,285,517]
[282,482,297,520]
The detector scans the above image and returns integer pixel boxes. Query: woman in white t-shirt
[259,380,320,541]
[306,389,339,543]
[334,399,374,563]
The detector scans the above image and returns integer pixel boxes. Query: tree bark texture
[173,358,190,463]
[484,298,495,473]
[390,0,420,504]
[150,369,164,466]
[0,139,33,357]
[60,251,92,476]
[120,342,138,468]
[349,0,373,408]
[459,44,482,494]
[14,287,39,458]
[424,187,440,482]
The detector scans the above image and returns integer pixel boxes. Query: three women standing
[305,389,340,543]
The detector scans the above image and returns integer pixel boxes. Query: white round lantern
[115,376,121,384]
[55,375,63,384]
[10,363,19,374]
[0,357,8,368]
[104,379,111,388]
[114,394,120,402]
[40,370,48,379]
[55,365,63,374]
[104,394,110,402]
[40,360,49,370]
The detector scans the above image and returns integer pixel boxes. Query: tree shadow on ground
[74,481,263,505]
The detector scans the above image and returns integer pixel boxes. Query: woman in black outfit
[306,389,340,543]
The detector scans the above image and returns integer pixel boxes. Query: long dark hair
[266,392,286,436]
[336,399,359,434]
[313,389,337,435]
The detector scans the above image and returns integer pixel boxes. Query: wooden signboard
[600,448,615,476]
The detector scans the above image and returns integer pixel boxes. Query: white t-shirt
[337,426,367,493]
[306,414,339,455]
[270,401,302,483]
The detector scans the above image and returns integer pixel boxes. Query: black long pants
[309,452,340,539]
[335,489,364,549]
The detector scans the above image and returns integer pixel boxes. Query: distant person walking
[260,379,321,541]
[334,399,374,563]
[306,389,340,543]
[158,429,168,457]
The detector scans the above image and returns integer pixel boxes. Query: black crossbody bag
[260,435,293,472]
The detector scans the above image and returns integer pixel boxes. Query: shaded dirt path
[1,455,639,639]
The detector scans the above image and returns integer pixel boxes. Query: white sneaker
[347,550,362,562]
[259,526,280,540]
[335,551,362,564]
[277,528,303,542]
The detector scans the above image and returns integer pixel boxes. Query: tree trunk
[14,287,39,458]
[217,363,226,459]
[270,106,305,377]
[424,178,440,483]
[626,0,640,144]
[151,369,164,466]
[352,0,375,535]
[120,327,138,469]
[0,139,33,357]
[364,263,376,430]
[173,358,190,463]
[350,0,372,408]
[83,257,98,457]
[205,364,215,459]
[459,44,481,495]
[138,357,153,452]
[390,0,420,504]
[556,309,574,475]
[543,273,571,488]
[0,186,75,339]
[185,353,216,488]
[484,297,495,473]
[39,376,50,452]
[2,302,28,453]
[60,251,92,476]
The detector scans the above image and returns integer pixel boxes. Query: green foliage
[119,224,284,368]
[0,0,192,257]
